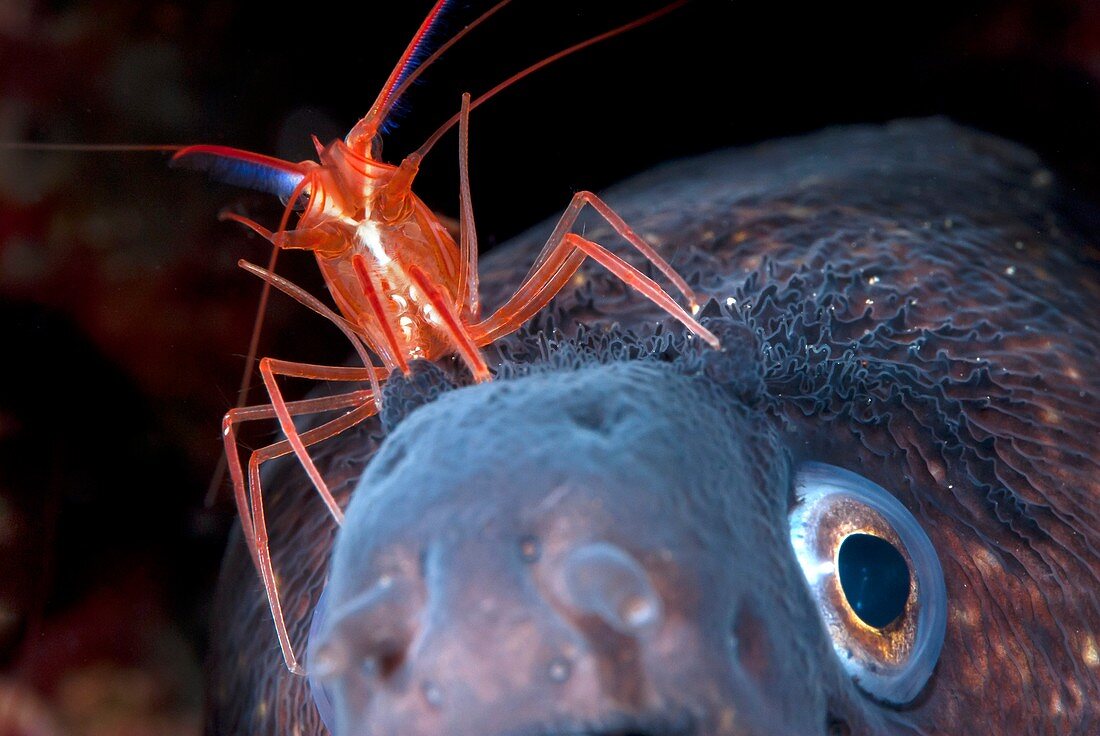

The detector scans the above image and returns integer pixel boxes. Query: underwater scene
[0,1,1097,734]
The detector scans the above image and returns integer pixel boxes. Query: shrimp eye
[788,462,947,704]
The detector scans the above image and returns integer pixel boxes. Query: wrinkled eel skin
[205,119,1100,735]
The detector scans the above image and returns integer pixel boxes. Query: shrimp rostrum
[175,0,718,675]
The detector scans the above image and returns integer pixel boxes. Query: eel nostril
[309,576,419,683]
[376,646,406,679]
[730,602,776,688]
[562,542,662,634]
[313,632,409,683]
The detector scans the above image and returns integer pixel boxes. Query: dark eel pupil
[837,534,910,628]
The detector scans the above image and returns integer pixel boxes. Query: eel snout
[307,362,857,736]
[310,538,701,736]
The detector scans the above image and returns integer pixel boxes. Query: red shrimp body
[295,140,462,368]
[303,138,462,367]
[317,197,461,365]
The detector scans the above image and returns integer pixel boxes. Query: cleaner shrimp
[172,0,719,675]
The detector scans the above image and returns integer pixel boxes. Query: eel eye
[788,462,947,704]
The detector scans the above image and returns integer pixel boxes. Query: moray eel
[205,119,1100,735]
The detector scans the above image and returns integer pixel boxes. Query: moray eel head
[204,121,1100,736]
[307,360,933,736]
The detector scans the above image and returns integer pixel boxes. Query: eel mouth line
[500,710,697,736]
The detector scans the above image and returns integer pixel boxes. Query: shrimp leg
[470,230,720,348]
[257,359,386,526]
[223,388,378,569]
[237,259,380,384]
[408,263,491,382]
[456,92,480,320]
[243,398,380,675]
[224,369,383,674]
[520,190,704,310]
[224,363,385,560]
[351,254,411,374]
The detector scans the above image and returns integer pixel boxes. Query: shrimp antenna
[414,0,689,160]
[0,143,184,152]
[373,1,512,134]
[346,0,512,150]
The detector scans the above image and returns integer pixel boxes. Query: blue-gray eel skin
[204,119,1100,735]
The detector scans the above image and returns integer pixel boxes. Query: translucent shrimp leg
[223,388,378,569]
[408,263,490,381]
[539,193,702,309]
[471,245,586,346]
[233,260,388,524]
[397,92,493,383]
[236,259,379,379]
[350,254,411,374]
[455,92,480,320]
[258,359,391,526]
[447,99,715,347]
[239,395,380,674]
[224,362,384,561]
[222,261,395,671]
[469,216,721,349]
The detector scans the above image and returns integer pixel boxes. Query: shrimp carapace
[177,0,718,675]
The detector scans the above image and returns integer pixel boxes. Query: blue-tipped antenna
[345,1,512,150]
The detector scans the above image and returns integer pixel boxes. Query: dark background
[0,0,1096,732]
